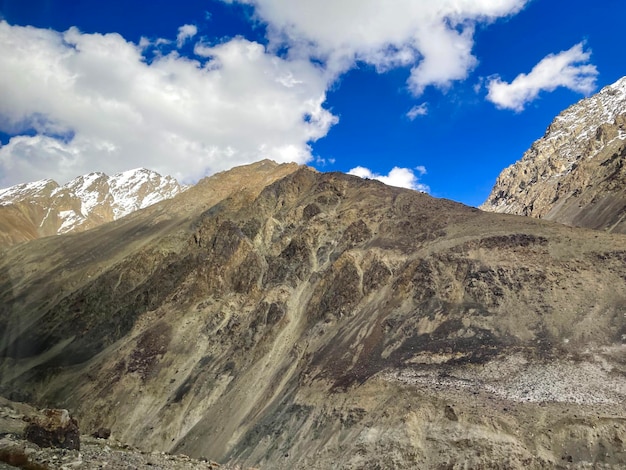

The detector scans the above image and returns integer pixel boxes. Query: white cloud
[486,42,598,111]
[176,24,197,48]
[0,1,536,189]
[0,21,336,187]
[231,0,529,93]
[407,103,428,120]
[348,166,429,192]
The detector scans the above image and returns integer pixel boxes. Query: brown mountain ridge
[1,160,626,469]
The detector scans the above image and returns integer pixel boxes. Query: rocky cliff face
[482,76,626,233]
[0,168,183,246]
[1,161,626,469]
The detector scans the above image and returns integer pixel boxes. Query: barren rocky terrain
[0,397,235,470]
[483,76,626,233]
[1,160,626,468]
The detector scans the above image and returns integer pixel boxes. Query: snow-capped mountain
[482,76,626,233]
[0,168,184,245]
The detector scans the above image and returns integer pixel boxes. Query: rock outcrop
[482,76,626,233]
[24,409,80,451]
[1,160,626,468]
[0,168,183,246]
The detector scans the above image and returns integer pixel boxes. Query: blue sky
[0,0,624,206]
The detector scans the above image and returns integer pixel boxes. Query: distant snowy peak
[59,172,112,220]
[51,168,183,222]
[542,76,626,161]
[108,168,182,219]
[552,75,626,128]
[0,168,184,240]
[482,75,626,233]
[0,178,60,205]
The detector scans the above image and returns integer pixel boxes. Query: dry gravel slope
[0,396,235,470]
[1,161,626,469]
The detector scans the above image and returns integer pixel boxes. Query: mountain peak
[481,75,626,233]
[0,168,184,245]
[0,178,60,205]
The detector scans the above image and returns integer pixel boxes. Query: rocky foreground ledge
[0,397,249,470]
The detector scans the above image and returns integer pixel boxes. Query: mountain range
[1,77,626,469]
[0,168,183,246]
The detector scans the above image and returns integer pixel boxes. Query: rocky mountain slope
[1,160,626,469]
[0,168,183,246]
[482,76,626,233]
[0,397,234,470]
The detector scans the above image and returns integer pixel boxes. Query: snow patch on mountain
[541,76,626,167]
[108,168,182,219]
[59,172,110,217]
[58,210,83,234]
[482,76,626,216]
[0,179,59,205]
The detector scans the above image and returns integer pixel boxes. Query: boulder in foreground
[24,409,80,451]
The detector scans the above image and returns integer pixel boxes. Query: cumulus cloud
[0,1,535,189]
[486,42,598,111]
[230,0,529,93]
[348,166,429,192]
[407,103,428,120]
[176,24,198,48]
[0,21,336,187]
